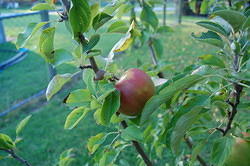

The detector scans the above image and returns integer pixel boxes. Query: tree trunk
[163,0,167,26]
[175,0,183,24]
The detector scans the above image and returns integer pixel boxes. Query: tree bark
[176,0,183,24]
[163,0,167,26]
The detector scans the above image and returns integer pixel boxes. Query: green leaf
[169,95,209,133]
[99,149,117,166]
[121,126,143,141]
[0,134,14,150]
[90,99,101,110]
[97,88,116,102]
[102,2,122,15]
[87,133,106,154]
[93,12,113,31]
[232,71,250,82]
[156,25,174,34]
[140,2,158,29]
[100,90,120,125]
[73,44,82,58]
[211,16,232,35]
[191,65,214,75]
[211,136,234,166]
[196,21,229,37]
[69,0,91,37]
[242,17,250,30]
[200,0,209,14]
[64,107,89,130]
[39,27,55,63]
[151,38,164,58]
[94,108,102,125]
[151,77,168,87]
[191,31,224,48]
[244,7,250,17]
[16,115,32,137]
[107,21,129,34]
[46,73,72,100]
[60,148,74,160]
[65,89,91,107]
[31,3,55,11]
[140,74,205,125]
[90,3,100,19]
[83,69,96,95]
[83,34,100,52]
[188,0,197,13]
[171,107,204,155]
[86,49,102,58]
[16,22,47,48]
[189,140,207,166]
[116,3,132,18]
[54,49,73,66]
[59,148,76,166]
[199,54,225,68]
[212,10,246,32]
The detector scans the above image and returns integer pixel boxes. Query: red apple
[115,68,155,116]
[224,133,250,166]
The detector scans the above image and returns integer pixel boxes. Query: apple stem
[1,149,32,166]
[120,120,154,166]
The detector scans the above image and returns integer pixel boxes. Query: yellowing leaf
[113,37,133,53]
[46,73,72,100]
[0,134,14,150]
[64,107,89,130]
[87,133,106,154]
[107,21,135,62]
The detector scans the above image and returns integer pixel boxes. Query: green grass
[0,10,219,166]
[0,99,102,166]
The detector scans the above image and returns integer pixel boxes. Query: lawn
[0,8,218,166]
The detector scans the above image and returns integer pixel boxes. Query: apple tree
[1,0,250,166]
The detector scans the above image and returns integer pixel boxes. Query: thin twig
[120,120,154,166]
[184,138,208,166]
[148,39,164,78]
[78,34,106,80]
[89,57,99,73]
[79,65,92,70]
[1,149,32,166]
[217,84,243,136]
